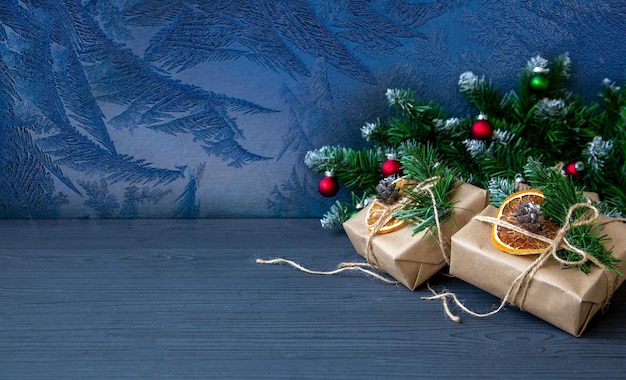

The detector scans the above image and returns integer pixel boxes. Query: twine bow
[423,202,619,323]
[365,176,449,270]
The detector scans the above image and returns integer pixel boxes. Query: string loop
[257,177,453,286]
[255,258,399,284]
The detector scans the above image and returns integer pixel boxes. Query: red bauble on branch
[381,154,402,177]
[318,171,339,197]
[471,114,493,140]
[563,161,584,177]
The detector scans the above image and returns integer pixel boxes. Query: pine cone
[376,177,400,205]
[514,201,545,232]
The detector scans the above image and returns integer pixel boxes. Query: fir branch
[523,158,587,224]
[304,145,383,193]
[523,158,620,274]
[393,143,458,236]
[320,200,352,229]
[587,79,626,216]
[488,177,517,207]
[368,89,447,149]
[433,117,461,133]
[599,78,624,123]
[320,192,373,229]
[545,53,572,94]
[360,120,379,141]
[396,174,457,237]
[596,201,625,219]
[386,88,418,116]
[522,53,571,99]
[399,140,458,179]
[560,225,620,275]
[458,71,502,116]
[463,126,534,186]
[483,135,537,179]
[584,136,613,171]
[305,54,626,241]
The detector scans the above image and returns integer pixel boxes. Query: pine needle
[523,158,620,273]
[394,143,458,236]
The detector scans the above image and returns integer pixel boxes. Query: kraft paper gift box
[343,182,488,291]
[450,205,626,337]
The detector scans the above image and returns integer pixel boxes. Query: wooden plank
[1,219,626,378]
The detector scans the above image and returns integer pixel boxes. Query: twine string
[426,183,448,264]
[255,258,399,284]
[365,196,409,269]
[365,176,449,268]
[423,202,617,322]
[257,177,451,285]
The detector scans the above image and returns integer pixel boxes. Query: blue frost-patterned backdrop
[0,0,624,218]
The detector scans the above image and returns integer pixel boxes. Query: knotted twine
[363,176,449,269]
[257,176,449,283]
[423,202,621,323]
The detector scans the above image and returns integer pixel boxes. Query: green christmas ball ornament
[530,74,549,91]
[530,67,550,92]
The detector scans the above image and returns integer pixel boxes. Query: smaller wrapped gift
[450,205,626,336]
[343,181,488,290]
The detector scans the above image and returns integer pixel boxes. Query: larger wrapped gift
[343,182,488,290]
[450,205,626,336]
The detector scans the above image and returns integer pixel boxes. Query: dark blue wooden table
[1,219,625,379]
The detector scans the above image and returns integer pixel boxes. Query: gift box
[343,182,488,290]
[450,205,626,336]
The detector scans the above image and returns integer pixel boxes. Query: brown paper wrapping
[343,182,489,290]
[450,206,626,336]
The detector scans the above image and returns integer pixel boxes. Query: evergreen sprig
[523,158,621,274]
[488,177,518,207]
[319,192,373,228]
[370,89,447,149]
[320,200,353,229]
[393,143,459,236]
[304,145,383,193]
[585,80,626,216]
[305,53,626,230]
[458,71,502,116]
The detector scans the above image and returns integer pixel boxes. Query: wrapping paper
[450,205,626,336]
[343,182,488,290]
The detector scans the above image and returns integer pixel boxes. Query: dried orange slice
[365,199,406,234]
[492,189,559,255]
[392,177,409,191]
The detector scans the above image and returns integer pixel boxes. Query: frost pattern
[1,0,623,218]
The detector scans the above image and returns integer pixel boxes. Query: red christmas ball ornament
[381,154,402,177]
[471,114,493,140]
[318,171,339,197]
[563,161,584,177]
